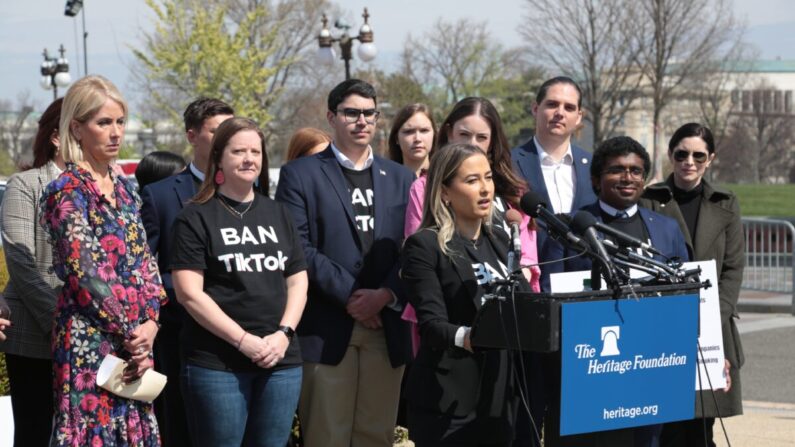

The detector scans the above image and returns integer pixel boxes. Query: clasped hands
[346,288,392,329]
[238,331,290,369]
[0,317,10,342]
[122,319,159,383]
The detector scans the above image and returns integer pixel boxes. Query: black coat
[401,227,527,442]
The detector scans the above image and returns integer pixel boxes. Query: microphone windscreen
[570,210,598,236]
[555,213,572,225]
[519,191,546,218]
[504,209,522,226]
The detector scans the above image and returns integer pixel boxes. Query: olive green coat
[642,176,745,418]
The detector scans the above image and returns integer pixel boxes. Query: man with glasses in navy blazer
[276,79,413,447]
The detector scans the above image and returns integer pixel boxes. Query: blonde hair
[59,75,128,163]
[420,143,493,256]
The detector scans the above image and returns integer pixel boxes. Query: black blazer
[140,169,196,324]
[275,147,414,367]
[401,227,526,439]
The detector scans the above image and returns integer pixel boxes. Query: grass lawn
[719,184,795,218]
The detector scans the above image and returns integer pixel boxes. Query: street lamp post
[317,8,377,80]
[65,0,88,75]
[40,45,72,101]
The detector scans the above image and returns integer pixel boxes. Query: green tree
[132,0,285,131]
[480,64,547,146]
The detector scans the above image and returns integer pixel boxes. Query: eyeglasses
[335,108,380,124]
[602,166,645,179]
[672,149,709,163]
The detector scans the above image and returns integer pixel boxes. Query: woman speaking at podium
[401,143,531,446]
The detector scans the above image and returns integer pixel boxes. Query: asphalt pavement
[714,289,795,447]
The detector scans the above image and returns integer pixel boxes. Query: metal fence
[742,217,795,314]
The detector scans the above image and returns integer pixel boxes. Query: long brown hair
[193,117,269,203]
[24,98,63,171]
[437,97,526,204]
[388,103,437,164]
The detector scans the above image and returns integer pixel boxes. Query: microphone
[591,218,664,257]
[601,239,677,277]
[570,211,617,286]
[519,191,589,252]
[504,209,523,274]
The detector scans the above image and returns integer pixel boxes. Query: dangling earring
[215,169,225,185]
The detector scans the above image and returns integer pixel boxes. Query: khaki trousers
[299,322,405,447]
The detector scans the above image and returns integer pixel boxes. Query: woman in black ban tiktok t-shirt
[169,118,308,446]
[170,193,307,371]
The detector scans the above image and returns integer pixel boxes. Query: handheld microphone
[519,191,589,252]
[591,219,664,257]
[570,211,617,286]
[504,209,523,274]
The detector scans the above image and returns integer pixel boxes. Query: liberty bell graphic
[600,326,621,357]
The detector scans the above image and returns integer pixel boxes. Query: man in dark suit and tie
[276,79,413,447]
[511,77,597,446]
[140,97,234,447]
[544,136,689,447]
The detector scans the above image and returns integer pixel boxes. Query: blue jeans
[181,363,302,447]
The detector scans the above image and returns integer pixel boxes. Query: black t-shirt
[458,233,509,305]
[341,166,375,255]
[169,193,307,372]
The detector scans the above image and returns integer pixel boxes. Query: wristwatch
[277,325,295,340]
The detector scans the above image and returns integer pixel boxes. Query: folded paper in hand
[97,354,167,403]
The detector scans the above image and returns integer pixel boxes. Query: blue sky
[1,0,793,110]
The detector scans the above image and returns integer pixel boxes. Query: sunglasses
[336,108,380,124]
[673,149,709,163]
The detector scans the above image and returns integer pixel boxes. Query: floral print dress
[40,163,167,447]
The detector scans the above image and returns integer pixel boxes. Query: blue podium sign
[560,294,699,436]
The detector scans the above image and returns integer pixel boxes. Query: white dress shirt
[598,200,638,218]
[535,137,575,214]
[330,142,373,171]
[189,162,205,182]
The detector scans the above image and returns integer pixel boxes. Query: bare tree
[0,91,37,168]
[721,81,795,183]
[403,18,507,106]
[638,0,743,181]
[686,46,756,181]
[520,0,646,146]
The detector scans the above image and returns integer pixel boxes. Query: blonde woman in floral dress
[40,75,166,446]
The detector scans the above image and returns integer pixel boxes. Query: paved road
[715,312,795,447]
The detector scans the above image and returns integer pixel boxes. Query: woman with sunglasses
[642,123,745,447]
